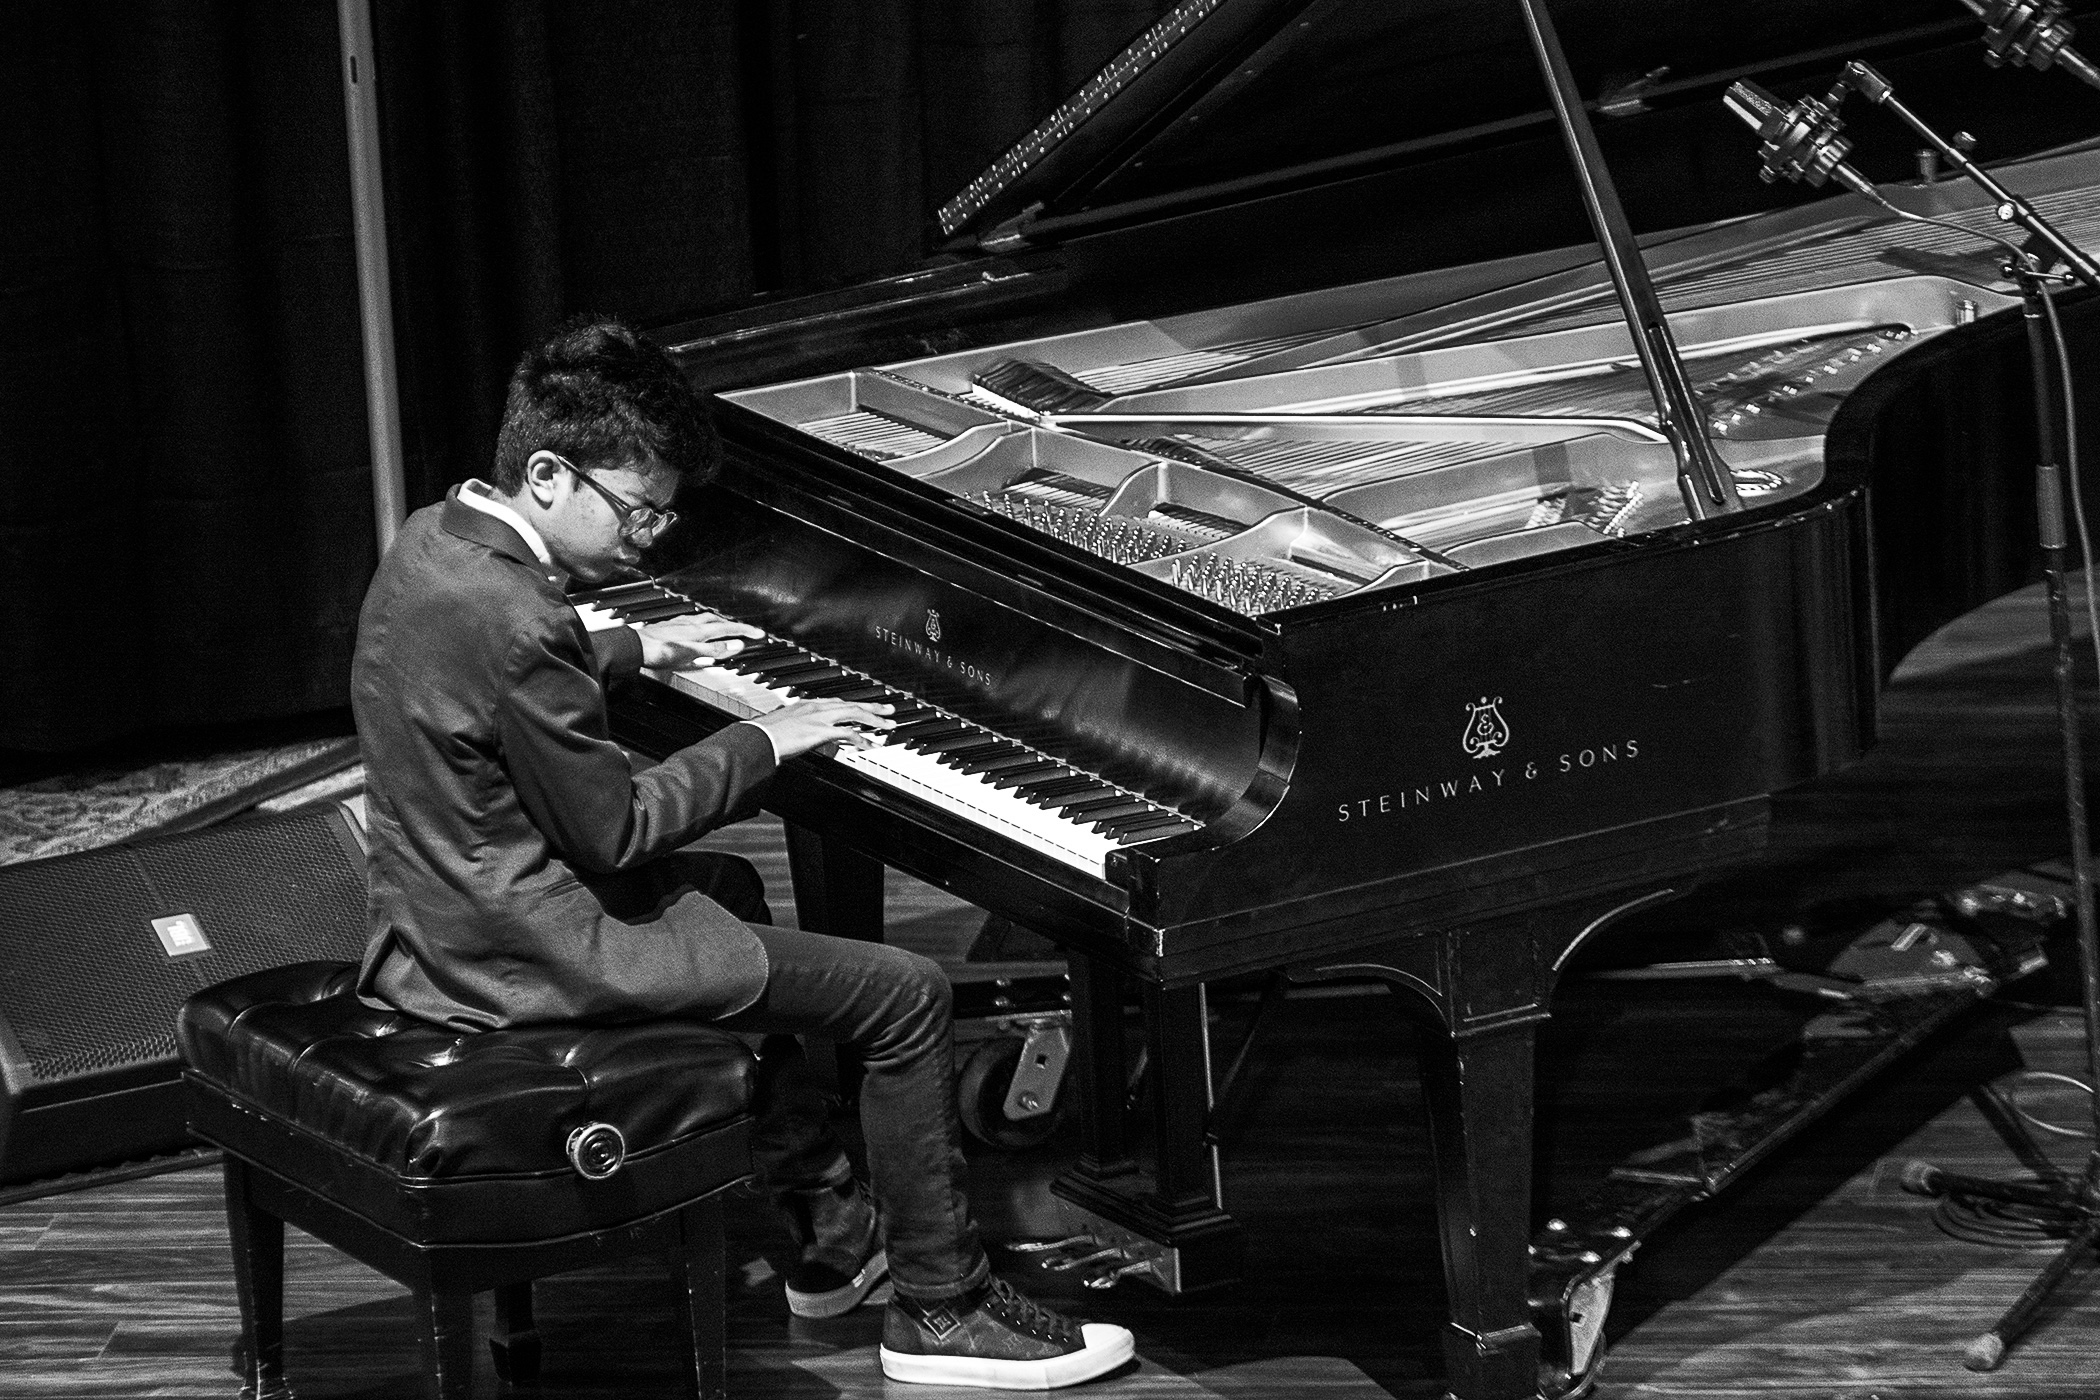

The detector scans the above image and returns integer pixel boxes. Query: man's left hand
[637,614,766,670]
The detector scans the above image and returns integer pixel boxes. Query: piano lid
[936,0,1993,246]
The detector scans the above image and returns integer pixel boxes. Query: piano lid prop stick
[1511,0,1738,518]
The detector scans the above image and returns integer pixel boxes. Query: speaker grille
[0,808,367,1084]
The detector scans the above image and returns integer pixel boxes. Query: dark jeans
[669,851,990,1303]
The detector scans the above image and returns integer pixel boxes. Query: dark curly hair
[490,316,717,492]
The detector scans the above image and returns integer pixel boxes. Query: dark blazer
[352,492,776,1030]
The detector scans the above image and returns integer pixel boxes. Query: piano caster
[1531,1245,1626,1400]
[957,1011,1072,1150]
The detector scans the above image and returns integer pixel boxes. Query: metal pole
[337,0,408,555]
[1513,0,1739,519]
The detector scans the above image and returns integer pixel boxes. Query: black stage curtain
[0,1,1165,754]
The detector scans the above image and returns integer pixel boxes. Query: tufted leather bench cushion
[178,961,756,1245]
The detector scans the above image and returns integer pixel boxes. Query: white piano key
[573,601,628,633]
[835,742,1117,874]
[649,659,1115,874]
[577,590,1183,877]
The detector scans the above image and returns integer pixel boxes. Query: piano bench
[175,960,756,1400]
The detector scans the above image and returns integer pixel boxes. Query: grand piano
[587,3,2100,1396]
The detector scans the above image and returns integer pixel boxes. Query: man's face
[538,457,678,584]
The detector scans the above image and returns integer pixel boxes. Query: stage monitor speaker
[0,802,369,1188]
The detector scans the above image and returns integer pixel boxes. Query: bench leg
[669,1195,729,1400]
[222,1158,292,1400]
[412,1278,477,1400]
[489,1281,541,1384]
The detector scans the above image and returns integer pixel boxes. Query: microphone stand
[1840,60,2100,1371]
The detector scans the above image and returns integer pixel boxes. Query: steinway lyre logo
[924,608,942,644]
[1461,696,1511,760]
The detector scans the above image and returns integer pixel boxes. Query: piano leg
[1065,953,1138,1181]
[1144,984,1224,1216]
[1414,1009,1544,1400]
[1051,961,1247,1292]
[783,822,886,1096]
[1295,891,1678,1400]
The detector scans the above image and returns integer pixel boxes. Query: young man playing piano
[351,317,1134,1389]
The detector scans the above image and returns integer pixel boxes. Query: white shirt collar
[457,479,555,570]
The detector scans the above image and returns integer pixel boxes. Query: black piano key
[1022,775,1106,802]
[895,717,971,741]
[913,730,997,755]
[587,581,667,604]
[1064,790,1145,813]
[769,664,847,686]
[954,748,1039,775]
[612,599,701,622]
[1114,815,1200,843]
[1039,785,1124,812]
[930,740,1014,765]
[734,653,825,676]
[1061,794,1147,819]
[724,642,802,666]
[739,646,818,667]
[1097,807,1180,835]
[1008,776,1089,802]
[789,675,875,698]
[985,761,1065,789]
[885,704,936,722]
[777,682,851,701]
[1075,804,1155,829]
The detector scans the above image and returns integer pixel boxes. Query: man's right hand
[749,699,895,759]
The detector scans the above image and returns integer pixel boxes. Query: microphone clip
[1971,0,2082,72]
[1725,75,1865,192]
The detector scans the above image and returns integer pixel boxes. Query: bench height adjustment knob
[566,1122,626,1180]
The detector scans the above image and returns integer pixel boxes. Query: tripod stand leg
[1963,1211,2100,1370]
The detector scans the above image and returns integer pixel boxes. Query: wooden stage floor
[2,582,2097,1398]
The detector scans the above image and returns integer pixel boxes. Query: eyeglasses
[552,455,678,543]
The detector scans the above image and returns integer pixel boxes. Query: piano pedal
[1008,1234,1102,1262]
[1038,1200,1186,1292]
[1009,1228,1174,1291]
[1085,1258,1161,1289]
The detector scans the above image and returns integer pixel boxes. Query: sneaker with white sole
[778,1177,891,1319]
[878,1276,1135,1389]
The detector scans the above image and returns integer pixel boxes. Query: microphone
[1959,0,2100,91]
[1722,79,1880,199]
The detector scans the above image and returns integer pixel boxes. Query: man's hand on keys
[637,614,765,670]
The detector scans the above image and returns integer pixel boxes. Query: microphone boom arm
[1842,60,2100,289]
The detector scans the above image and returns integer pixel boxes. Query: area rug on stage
[0,737,361,867]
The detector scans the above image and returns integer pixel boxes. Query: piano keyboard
[574,580,1203,876]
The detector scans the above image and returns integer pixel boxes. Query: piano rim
[700,387,1884,631]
